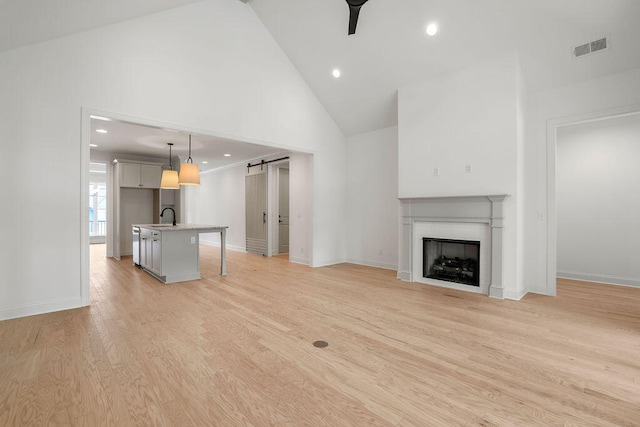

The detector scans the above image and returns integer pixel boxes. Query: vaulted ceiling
[3,0,640,138]
[250,0,640,136]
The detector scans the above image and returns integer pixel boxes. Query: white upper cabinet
[119,162,162,188]
[141,164,161,188]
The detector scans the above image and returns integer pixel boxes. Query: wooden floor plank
[1,244,640,425]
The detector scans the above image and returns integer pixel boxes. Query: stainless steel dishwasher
[132,226,141,266]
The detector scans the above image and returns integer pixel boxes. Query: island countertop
[133,224,228,280]
[134,224,228,232]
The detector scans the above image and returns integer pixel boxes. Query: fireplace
[423,238,480,286]
[398,195,509,298]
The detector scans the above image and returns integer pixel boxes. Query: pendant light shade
[179,163,200,186]
[160,169,179,189]
[179,135,200,186]
[161,143,180,189]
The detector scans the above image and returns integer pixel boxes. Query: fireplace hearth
[423,238,480,286]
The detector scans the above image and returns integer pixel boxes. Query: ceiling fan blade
[348,5,361,35]
[346,0,369,35]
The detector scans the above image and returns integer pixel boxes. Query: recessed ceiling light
[96,129,107,134]
[90,144,98,147]
[224,154,231,157]
[202,161,208,164]
[426,23,438,36]
[332,68,341,78]
[90,115,112,121]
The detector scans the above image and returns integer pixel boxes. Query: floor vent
[573,37,608,58]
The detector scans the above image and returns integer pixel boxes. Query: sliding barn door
[245,171,268,255]
[278,168,290,254]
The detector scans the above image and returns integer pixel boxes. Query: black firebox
[423,238,480,286]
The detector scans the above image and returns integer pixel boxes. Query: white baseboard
[558,271,640,288]
[289,255,310,266]
[312,258,345,268]
[345,258,397,271]
[199,239,246,253]
[0,297,83,322]
[397,270,412,281]
[526,284,552,296]
[504,288,528,301]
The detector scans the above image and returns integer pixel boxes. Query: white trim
[0,298,83,322]
[311,258,343,268]
[81,109,91,307]
[289,255,310,266]
[526,285,548,296]
[199,239,246,254]
[345,258,397,271]
[504,289,528,301]
[397,271,411,281]
[558,272,640,288]
[546,104,640,298]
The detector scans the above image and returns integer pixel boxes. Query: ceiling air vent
[590,38,607,52]
[573,37,608,58]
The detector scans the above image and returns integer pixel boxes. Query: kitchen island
[133,224,228,284]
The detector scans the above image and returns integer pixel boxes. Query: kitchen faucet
[160,207,177,226]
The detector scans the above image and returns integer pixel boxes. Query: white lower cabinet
[140,229,161,275]
[138,227,199,284]
[151,239,162,275]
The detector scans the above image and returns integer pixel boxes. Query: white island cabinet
[134,224,228,284]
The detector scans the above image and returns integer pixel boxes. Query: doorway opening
[556,113,640,288]
[89,162,107,244]
[547,106,640,295]
[83,109,312,306]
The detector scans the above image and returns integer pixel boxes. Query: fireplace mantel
[398,195,510,298]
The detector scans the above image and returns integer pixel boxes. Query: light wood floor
[1,245,639,426]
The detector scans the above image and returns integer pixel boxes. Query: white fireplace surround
[414,222,491,295]
[398,195,510,299]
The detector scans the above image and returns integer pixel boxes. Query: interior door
[245,171,268,255]
[278,168,290,254]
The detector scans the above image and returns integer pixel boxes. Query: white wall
[398,54,519,199]
[346,126,399,270]
[288,152,314,265]
[184,164,247,252]
[556,114,640,287]
[0,0,345,321]
[525,67,640,295]
[397,54,523,299]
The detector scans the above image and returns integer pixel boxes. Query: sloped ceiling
[0,0,202,53]
[249,0,640,136]
[3,0,640,138]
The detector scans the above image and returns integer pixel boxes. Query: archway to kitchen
[81,109,313,303]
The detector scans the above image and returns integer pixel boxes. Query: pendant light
[160,143,179,189]
[179,134,200,186]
